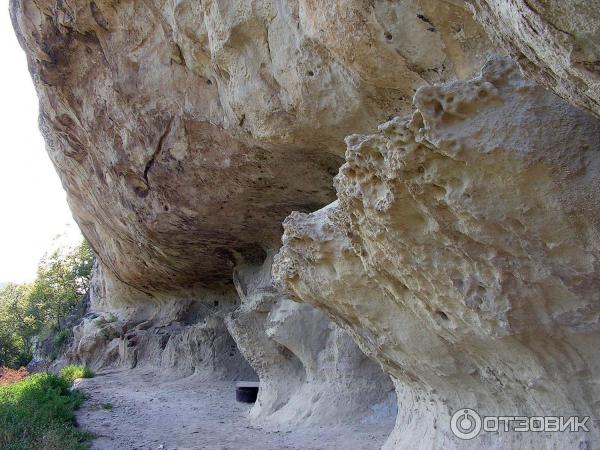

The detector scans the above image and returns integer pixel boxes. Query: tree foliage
[0,240,94,368]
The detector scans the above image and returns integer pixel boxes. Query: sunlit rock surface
[274,58,600,448]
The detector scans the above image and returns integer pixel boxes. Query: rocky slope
[10,0,600,448]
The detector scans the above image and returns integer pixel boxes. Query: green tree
[68,239,94,295]
[34,252,78,329]
[0,240,95,368]
[30,239,94,328]
[0,283,36,367]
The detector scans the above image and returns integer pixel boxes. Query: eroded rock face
[468,0,600,117]
[226,254,396,427]
[12,0,600,446]
[10,0,491,290]
[274,58,600,448]
[69,263,256,381]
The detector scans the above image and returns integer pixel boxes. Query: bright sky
[0,9,81,283]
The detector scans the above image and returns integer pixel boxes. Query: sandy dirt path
[75,370,391,450]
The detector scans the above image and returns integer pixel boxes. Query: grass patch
[59,365,94,384]
[0,372,92,449]
[100,403,113,411]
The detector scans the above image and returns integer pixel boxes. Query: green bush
[0,373,91,449]
[53,329,70,349]
[59,365,94,384]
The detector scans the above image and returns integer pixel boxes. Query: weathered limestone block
[274,58,600,448]
[468,0,600,117]
[10,0,491,290]
[226,254,396,427]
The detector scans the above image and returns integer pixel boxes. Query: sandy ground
[0,367,28,385]
[75,370,392,450]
